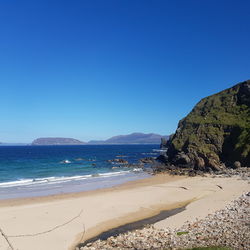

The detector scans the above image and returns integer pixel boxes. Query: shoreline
[0,173,179,207]
[0,173,248,250]
[0,170,151,202]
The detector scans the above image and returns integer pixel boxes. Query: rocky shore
[153,164,250,179]
[77,192,249,250]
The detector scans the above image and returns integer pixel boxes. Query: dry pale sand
[0,174,248,250]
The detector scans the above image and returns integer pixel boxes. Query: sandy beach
[0,173,248,250]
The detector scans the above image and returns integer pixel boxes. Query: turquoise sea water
[0,145,160,199]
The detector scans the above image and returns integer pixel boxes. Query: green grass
[176,231,189,236]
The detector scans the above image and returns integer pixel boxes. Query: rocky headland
[158,80,250,172]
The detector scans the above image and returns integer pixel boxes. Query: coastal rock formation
[139,157,156,164]
[160,137,168,149]
[107,159,129,164]
[32,137,86,145]
[158,80,250,171]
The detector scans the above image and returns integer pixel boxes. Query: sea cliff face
[159,80,250,171]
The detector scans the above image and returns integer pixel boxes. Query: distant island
[31,133,169,145]
[88,133,169,144]
[32,138,86,145]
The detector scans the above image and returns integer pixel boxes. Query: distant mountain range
[88,133,169,144]
[31,133,169,145]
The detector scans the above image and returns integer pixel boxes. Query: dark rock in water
[157,80,250,171]
[139,157,156,164]
[107,159,128,164]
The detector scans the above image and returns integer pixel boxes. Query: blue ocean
[0,144,160,199]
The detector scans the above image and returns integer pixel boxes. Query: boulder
[207,158,223,171]
[173,152,190,165]
[139,157,155,164]
[233,161,241,169]
[195,157,205,169]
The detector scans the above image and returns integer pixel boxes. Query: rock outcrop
[107,159,128,164]
[160,137,168,149]
[158,80,250,171]
[139,157,156,164]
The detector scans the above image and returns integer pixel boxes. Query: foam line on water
[0,170,133,188]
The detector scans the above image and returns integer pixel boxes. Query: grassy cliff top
[184,80,250,128]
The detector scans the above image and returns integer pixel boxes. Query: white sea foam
[152,149,167,152]
[60,159,71,164]
[0,170,132,188]
[132,168,143,172]
[141,152,158,155]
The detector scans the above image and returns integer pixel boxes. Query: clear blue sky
[0,0,250,143]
